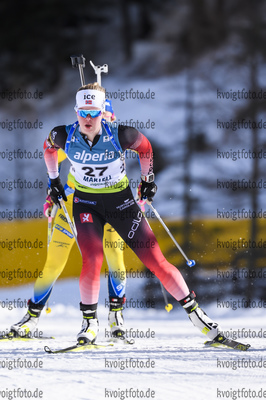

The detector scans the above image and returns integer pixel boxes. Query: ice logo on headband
[83,94,95,100]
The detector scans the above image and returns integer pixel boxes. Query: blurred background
[0,0,266,306]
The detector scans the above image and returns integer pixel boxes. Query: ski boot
[179,291,221,340]
[108,296,125,339]
[77,303,99,344]
[10,300,44,338]
[180,291,251,350]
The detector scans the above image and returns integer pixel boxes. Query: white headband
[75,89,105,111]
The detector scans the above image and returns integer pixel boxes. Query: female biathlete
[10,101,127,339]
[43,82,225,345]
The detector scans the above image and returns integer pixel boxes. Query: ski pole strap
[147,202,195,267]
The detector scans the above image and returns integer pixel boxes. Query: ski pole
[137,198,173,312]
[46,203,58,313]
[47,204,58,248]
[47,215,52,246]
[59,197,82,255]
[46,211,53,313]
[147,202,196,267]
[46,208,52,313]
[160,285,173,312]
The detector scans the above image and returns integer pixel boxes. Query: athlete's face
[76,107,102,139]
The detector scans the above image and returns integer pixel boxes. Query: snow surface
[1,277,265,400]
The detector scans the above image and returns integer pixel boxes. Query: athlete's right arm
[43,126,68,176]
[43,126,68,206]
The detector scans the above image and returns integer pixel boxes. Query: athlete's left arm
[118,126,153,177]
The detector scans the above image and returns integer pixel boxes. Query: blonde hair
[77,82,105,94]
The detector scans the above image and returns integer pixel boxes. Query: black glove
[49,177,67,207]
[140,180,157,202]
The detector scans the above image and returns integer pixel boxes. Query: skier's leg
[179,291,221,340]
[73,196,105,343]
[106,196,190,302]
[33,194,76,305]
[105,188,222,340]
[104,224,126,337]
[11,193,75,336]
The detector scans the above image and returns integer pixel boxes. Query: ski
[204,335,250,351]
[44,341,114,354]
